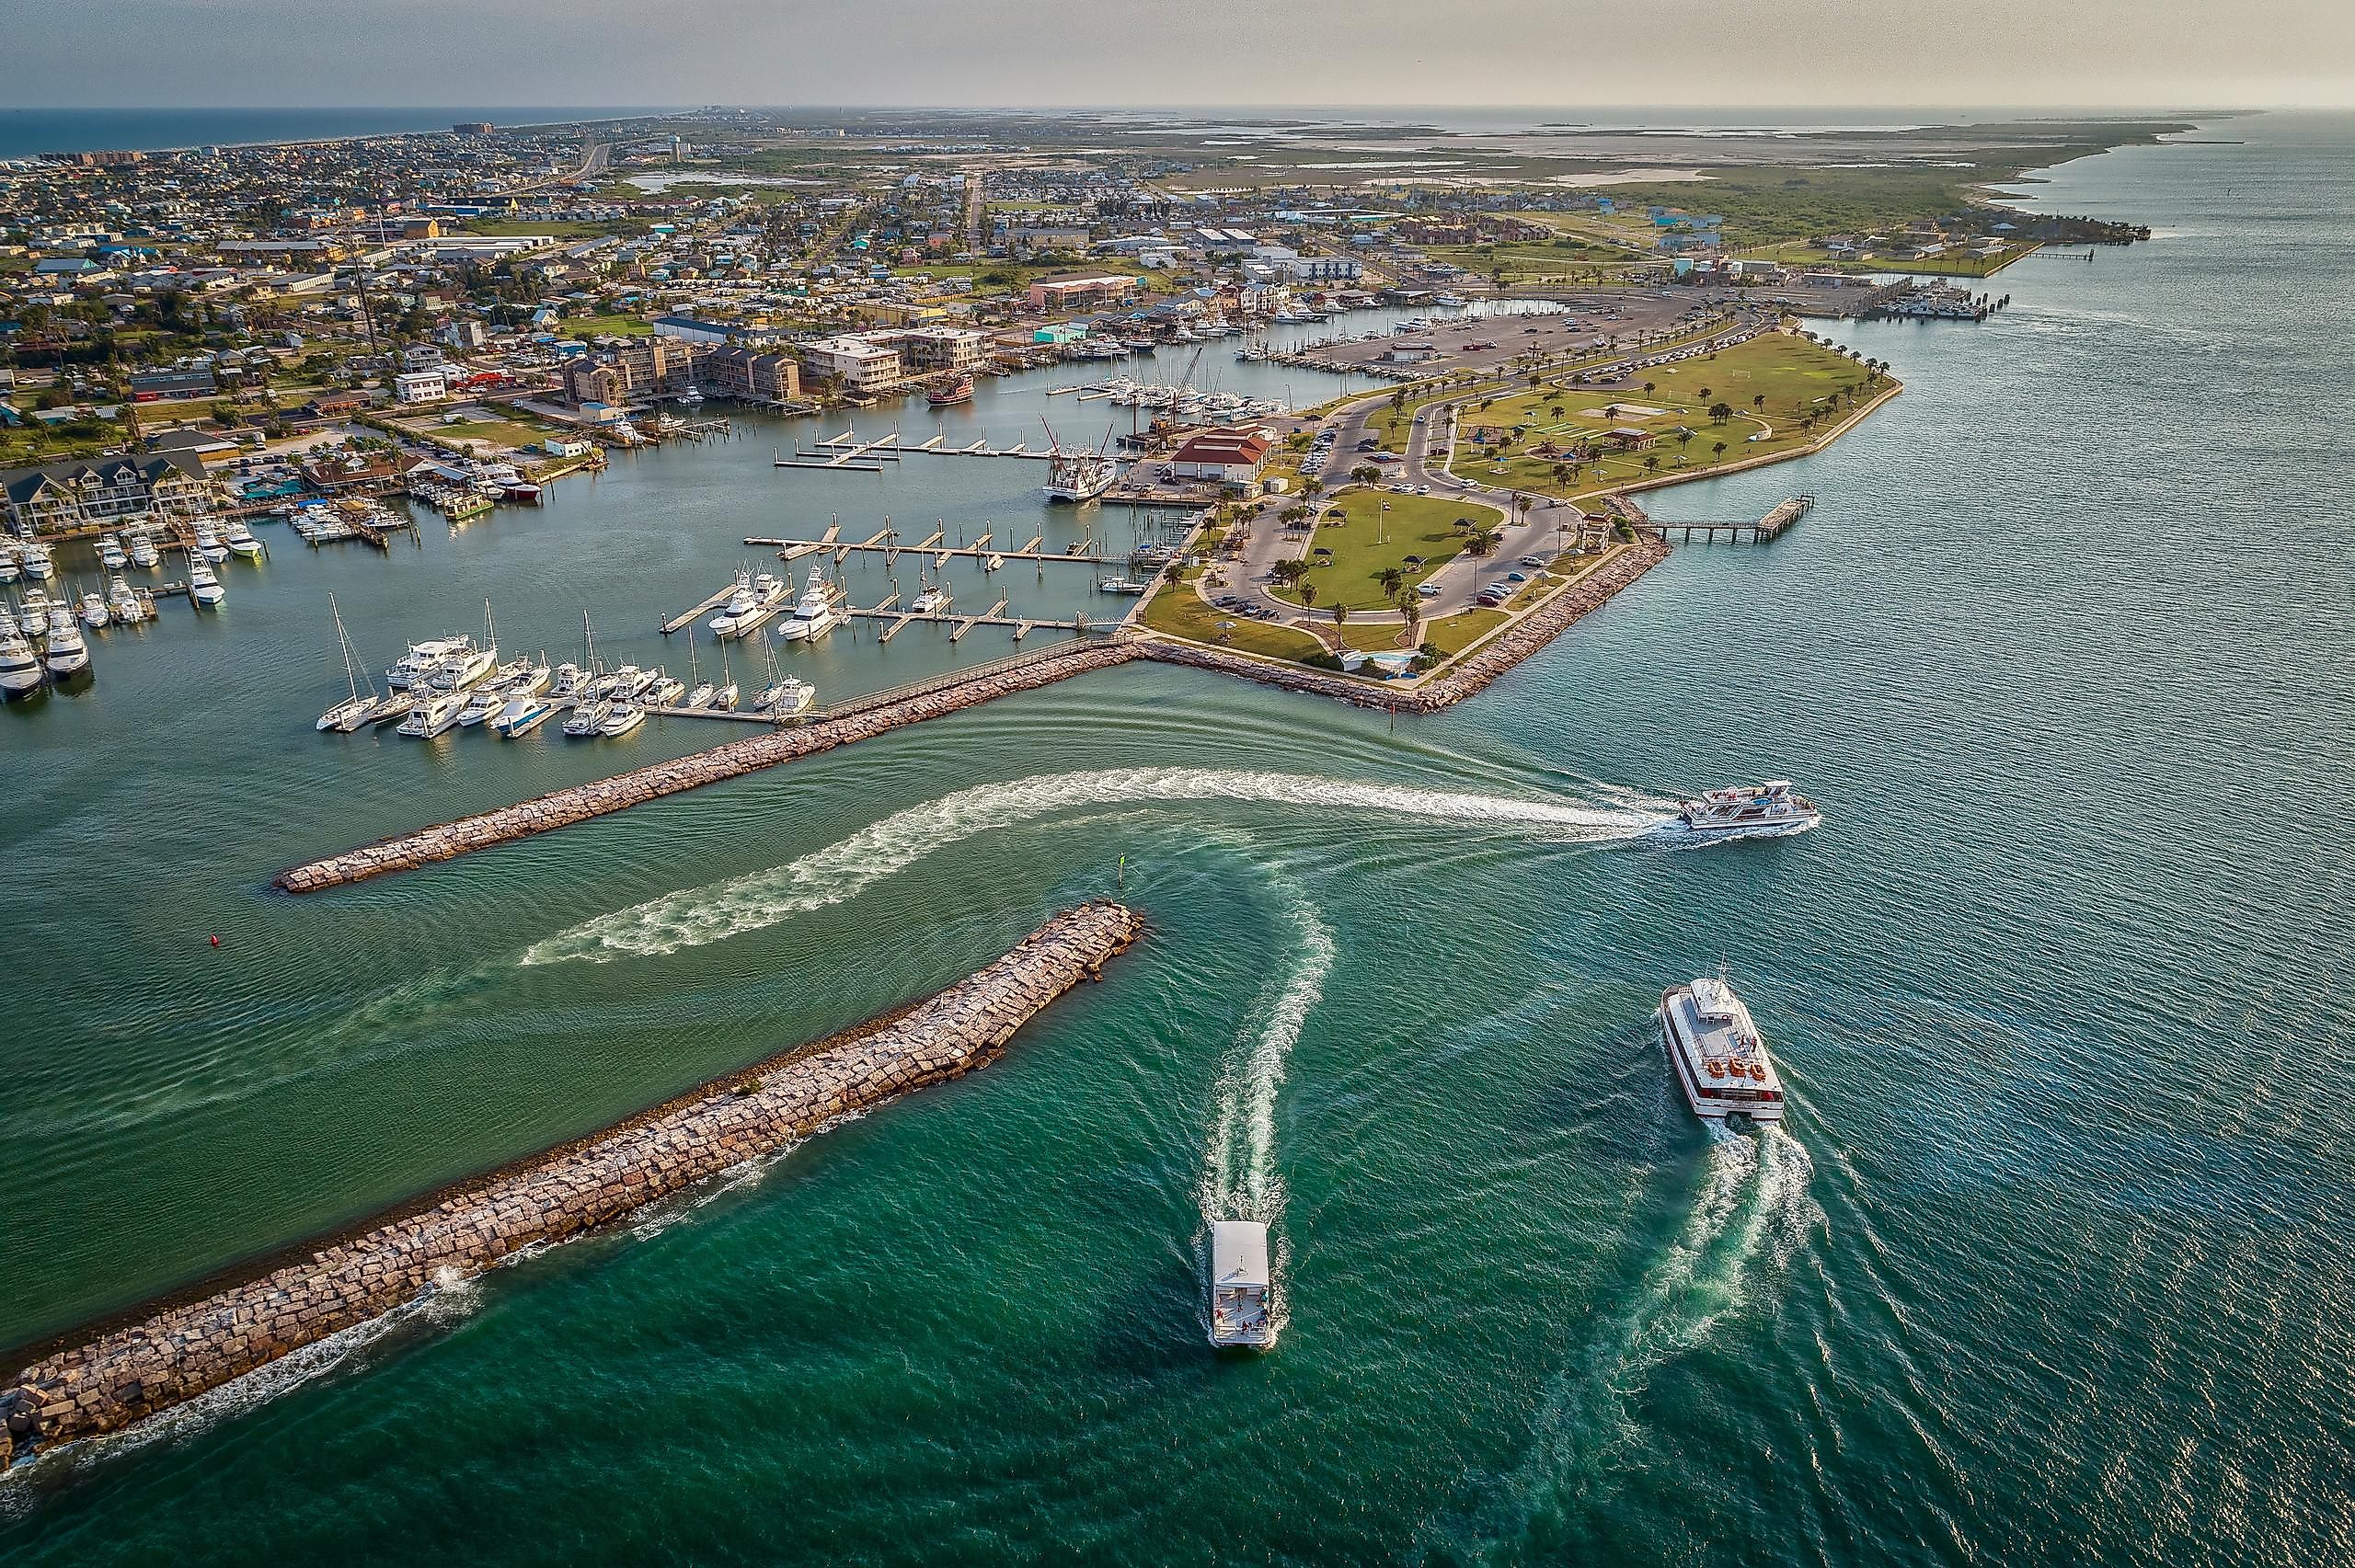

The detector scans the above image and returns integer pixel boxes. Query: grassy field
[415,416,552,451]
[1448,332,1886,498]
[1141,572,1327,661]
[563,314,655,338]
[1273,487,1503,612]
[461,219,636,239]
[1419,608,1507,657]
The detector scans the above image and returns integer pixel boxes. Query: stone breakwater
[0,901,1143,1462]
[1138,538,1671,714]
[276,637,1144,893]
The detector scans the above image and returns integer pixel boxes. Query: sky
[6,0,2350,109]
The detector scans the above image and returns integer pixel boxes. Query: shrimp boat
[1678,780,1820,839]
[1039,417,1120,503]
[1209,1220,1274,1350]
[1659,973,1786,1126]
[316,592,384,732]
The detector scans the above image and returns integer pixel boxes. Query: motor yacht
[1678,780,1821,839]
[430,643,497,691]
[192,524,227,563]
[549,662,587,700]
[648,673,685,706]
[223,521,265,560]
[707,571,758,637]
[756,674,815,715]
[1209,1221,1274,1350]
[492,694,558,737]
[457,686,507,726]
[97,534,127,570]
[912,580,952,615]
[107,576,142,624]
[127,530,160,568]
[609,664,654,699]
[563,699,612,738]
[1659,974,1786,1126]
[188,556,225,607]
[43,615,90,677]
[0,545,17,584]
[599,701,647,738]
[396,686,467,738]
[19,541,54,579]
[774,574,843,643]
[18,589,52,636]
[79,591,111,627]
[0,624,42,695]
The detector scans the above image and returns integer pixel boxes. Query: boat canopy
[1211,1220,1269,1288]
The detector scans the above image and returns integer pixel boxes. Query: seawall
[276,636,1143,893]
[0,901,1143,1462]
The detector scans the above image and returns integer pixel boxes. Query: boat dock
[661,579,743,635]
[786,431,1063,464]
[743,533,1120,567]
[1624,493,1814,543]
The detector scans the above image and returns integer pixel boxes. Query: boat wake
[1442,1122,1820,1560]
[521,767,1663,966]
[1195,890,1333,1349]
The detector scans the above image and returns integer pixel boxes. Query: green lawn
[1420,608,1507,657]
[1141,573,1327,662]
[564,313,654,338]
[1449,332,1889,498]
[1274,487,1505,612]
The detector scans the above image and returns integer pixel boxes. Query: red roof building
[1166,429,1272,485]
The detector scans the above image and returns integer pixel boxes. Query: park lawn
[1452,333,1886,498]
[427,418,549,451]
[1420,608,1507,658]
[566,313,655,338]
[462,219,634,239]
[1366,388,1458,450]
[1274,487,1503,612]
[1142,574,1327,662]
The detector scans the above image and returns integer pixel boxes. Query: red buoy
[209,934,220,947]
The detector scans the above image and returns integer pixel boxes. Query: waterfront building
[1165,429,1273,486]
[700,345,802,406]
[797,335,904,393]
[1,450,218,537]
[1027,273,1140,312]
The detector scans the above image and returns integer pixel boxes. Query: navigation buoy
[209,934,220,947]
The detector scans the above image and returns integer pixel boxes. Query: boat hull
[1660,1003,1786,1125]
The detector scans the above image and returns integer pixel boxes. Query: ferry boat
[775,573,844,643]
[1659,974,1786,1126]
[1209,1220,1274,1349]
[1678,780,1820,839]
[926,372,975,408]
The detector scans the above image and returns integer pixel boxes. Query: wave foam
[523,767,1664,965]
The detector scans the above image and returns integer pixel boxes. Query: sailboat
[753,638,814,715]
[683,628,716,709]
[316,592,383,731]
[712,640,740,711]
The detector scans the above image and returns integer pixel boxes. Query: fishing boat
[757,674,815,715]
[316,593,384,733]
[562,699,612,738]
[1209,1220,1274,1350]
[1097,576,1149,595]
[599,700,647,738]
[738,571,789,635]
[1659,973,1786,1126]
[549,661,587,700]
[78,590,111,627]
[43,615,91,677]
[106,577,142,624]
[223,521,265,560]
[20,541,54,579]
[188,555,225,607]
[127,530,160,569]
[396,686,466,738]
[707,571,758,637]
[18,589,52,636]
[609,664,654,700]
[1678,780,1821,839]
[97,533,127,570]
[457,685,507,726]
[0,623,43,695]
[191,523,227,563]
[775,571,844,643]
[926,372,975,408]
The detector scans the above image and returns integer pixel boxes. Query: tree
[1642,381,1656,397]
[1397,591,1424,648]
[1303,476,1324,498]
[1549,404,1564,422]
[1465,525,1500,556]
[1752,394,1766,410]
[1350,464,1379,484]
[1299,579,1318,617]
[1375,567,1407,600]
[1708,402,1734,425]
[1712,441,1729,460]
[1697,386,1712,402]
[1330,602,1350,648]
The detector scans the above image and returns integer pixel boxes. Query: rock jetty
[0,901,1143,1463]
[276,637,1143,893]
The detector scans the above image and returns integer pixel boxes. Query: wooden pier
[661,580,741,635]
[742,534,1120,567]
[789,431,1062,464]
[1626,493,1814,544]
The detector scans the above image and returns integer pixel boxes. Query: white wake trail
[522,766,1663,965]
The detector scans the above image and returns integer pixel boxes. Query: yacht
[648,672,685,706]
[457,686,507,726]
[563,699,612,738]
[756,673,814,716]
[491,693,558,737]
[20,541,54,580]
[609,664,654,700]
[79,590,111,627]
[682,631,715,708]
[548,662,588,700]
[0,545,17,584]
[599,700,647,738]
[370,691,416,727]
[1678,780,1821,839]
[188,555,225,607]
[504,657,553,698]
[107,576,142,624]
[775,573,844,643]
[223,521,265,560]
[1659,974,1786,1125]
[127,530,160,569]
[0,624,42,695]
[912,578,952,615]
[192,524,227,563]
[720,571,789,636]
[43,615,90,677]
[707,572,758,637]
[430,642,497,691]
[97,533,127,570]
[18,589,53,636]
[396,686,467,738]
[1209,1220,1274,1350]
[388,636,469,690]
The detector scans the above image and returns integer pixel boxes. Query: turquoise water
[5,115,2352,1564]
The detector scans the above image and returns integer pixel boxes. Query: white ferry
[1678,780,1820,839]
[1209,1220,1274,1350]
[1659,974,1786,1125]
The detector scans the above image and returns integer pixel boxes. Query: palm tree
[1711,440,1728,460]
[1642,381,1656,397]
[1303,476,1324,498]
[1642,454,1660,476]
[1299,579,1318,618]
[1708,401,1734,425]
[1752,393,1766,410]
[1375,566,1407,600]
[1330,602,1350,649]
[1396,589,1424,648]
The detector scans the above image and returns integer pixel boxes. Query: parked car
[1505,571,1528,582]
[1417,583,1441,599]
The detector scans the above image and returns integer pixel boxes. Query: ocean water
[3,113,2351,1565]
[0,108,668,159]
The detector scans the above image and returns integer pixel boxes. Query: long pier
[1626,493,1813,543]
[275,637,1139,892]
[807,431,1060,464]
[0,903,1143,1463]
[743,536,1120,567]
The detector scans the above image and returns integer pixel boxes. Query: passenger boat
[97,533,127,569]
[43,615,91,676]
[187,556,226,607]
[775,573,844,643]
[396,686,467,738]
[926,372,975,407]
[0,624,43,694]
[562,699,612,738]
[1678,780,1821,839]
[599,701,647,738]
[1659,973,1786,1126]
[1209,1220,1274,1349]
